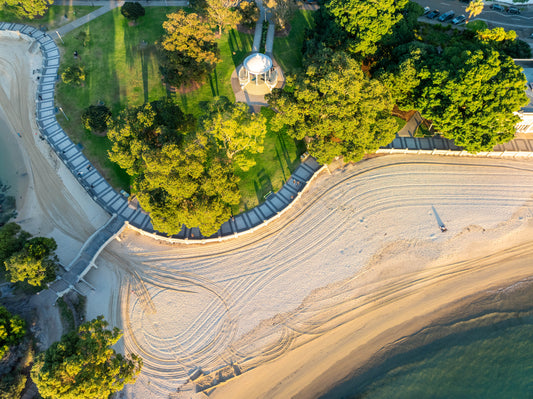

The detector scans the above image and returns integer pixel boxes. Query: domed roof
[243,53,272,74]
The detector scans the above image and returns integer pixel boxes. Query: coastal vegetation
[0,222,58,289]
[31,316,142,399]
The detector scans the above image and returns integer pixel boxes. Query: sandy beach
[2,31,533,399]
[0,33,109,346]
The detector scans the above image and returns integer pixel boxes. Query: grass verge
[273,9,315,75]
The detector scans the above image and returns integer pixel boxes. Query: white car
[423,6,431,15]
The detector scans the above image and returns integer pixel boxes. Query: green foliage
[200,97,267,171]
[0,372,26,399]
[465,19,487,32]
[120,1,145,21]
[158,11,221,88]
[476,27,516,42]
[1,224,58,288]
[206,0,241,35]
[238,0,259,29]
[0,222,30,265]
[265,0,297,31]
[108,100,240,236]
[81,105,112,133]
[0,0,51,19]
[61,65,85,86]
[327,0,408,56]
[31,316,142,399]
[0,306,26,361]
[57,297,75,333]
[267,50,398,164]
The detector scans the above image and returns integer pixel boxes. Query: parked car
[451,15,466,24]
[507,6,520,14]
[426,10,440,19]
[438,10,455,22]
[423,6,431,15]
[491,4,505,11]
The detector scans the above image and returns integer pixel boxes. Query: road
[414,0,533,40]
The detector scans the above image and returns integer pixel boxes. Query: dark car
[438,10,455,22]
[426,10,440,19]
[507,6,520,14]
[491,4,505,11]
[451,15,466,24]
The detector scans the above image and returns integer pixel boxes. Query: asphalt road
[414,0,533,41]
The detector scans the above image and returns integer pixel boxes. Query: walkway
[48,0,189,41]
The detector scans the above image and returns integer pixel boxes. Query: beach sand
[87,156,533,399]
[2,30,533,399]
[0,33,109,347]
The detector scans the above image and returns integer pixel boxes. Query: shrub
[61,65,85,86]
[121,2,146,21]
[81,105,112,133]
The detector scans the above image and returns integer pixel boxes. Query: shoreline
[210,217,533,399]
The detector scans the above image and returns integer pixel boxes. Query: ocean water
[322,281,533,399]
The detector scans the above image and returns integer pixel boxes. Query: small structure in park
[239,52,278,91]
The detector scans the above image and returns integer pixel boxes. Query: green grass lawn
[273,9,315,76]
[0,5,97,30]
[55,7,303,208]
[234,108,303,213]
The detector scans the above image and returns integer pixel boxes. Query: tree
[108,100,241,236]
[0,0,51,19]
[120,1,145,21]
[0,223,30,265]
[327,0,408,57]
[466,0,484,23]
[61,66,85,86]
[206,0,241,36]
[265,0,297,31]
[31,316,142,399]
[382,41,529,152]
[200,97,267,171]
[238,0,259,29]
[81,105,112,134]
[0,306,25,361]
[267,51,398,164]
[4,236,58,287]
[158,11,221,88]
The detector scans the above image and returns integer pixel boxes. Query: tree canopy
[108,100,241,236]
[0,0,51,19]
[267,50,398,164]
[206,0,241,35]
[61,66,85,87]
[158,11,220,88]
[120,1,145,21]
[265,0,297,31]
[0,223,58,288]
[0,306,25,361]
[200,97,267,171]
[327,0,408,56]
[31,316,142,399]
[81,105,112,134]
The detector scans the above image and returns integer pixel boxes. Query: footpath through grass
[0,5,97,30]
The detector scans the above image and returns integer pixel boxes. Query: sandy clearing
[83,155,533,398]
[0,33,109,347]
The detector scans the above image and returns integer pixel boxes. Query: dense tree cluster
[0,223,58,288]
[265,0,297,31]
[268,50,397,164]
[108,99,241,236]
[158,11,220,88]
[31,316,142,399]
[206,0,241,35]
[0,0,51,19]
[238,0,259,29]
[0,306,25,361]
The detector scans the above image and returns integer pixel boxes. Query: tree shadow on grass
[228,28,253,68]
[253,168,273,203]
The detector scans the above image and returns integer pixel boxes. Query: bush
[121,2,146,21]
[238,0,259,29]
[81,105,112,133]
[61,65,85,86]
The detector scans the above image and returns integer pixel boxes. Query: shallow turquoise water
[357,317,533,399]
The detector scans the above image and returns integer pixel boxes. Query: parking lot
[414,0,533,41]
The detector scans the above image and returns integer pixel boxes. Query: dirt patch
[164,80,203,95]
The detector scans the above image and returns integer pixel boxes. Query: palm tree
[466,0,484,22]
